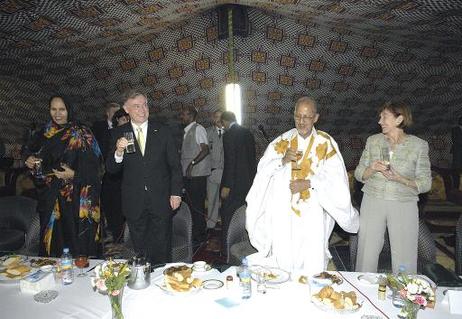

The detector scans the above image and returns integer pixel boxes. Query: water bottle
[61,248,74,285]
[239,257,252,299]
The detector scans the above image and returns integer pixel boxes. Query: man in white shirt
[180,106,211,246]
[206,111,224,231]
[106,90,183,265]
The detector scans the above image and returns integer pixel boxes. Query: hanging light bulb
[225,83,242,124]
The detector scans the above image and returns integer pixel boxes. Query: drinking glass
[32,156,43,178]
[75,255,89,277]
[124,132,136,154]
[292,149,304,170]
[256,272,267,294]
[380,147,391,170]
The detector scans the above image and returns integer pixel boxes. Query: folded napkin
[448,290,462,314]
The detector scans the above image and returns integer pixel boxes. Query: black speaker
[217,5,249,40]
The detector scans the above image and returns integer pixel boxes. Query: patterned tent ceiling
[1,0,461,166]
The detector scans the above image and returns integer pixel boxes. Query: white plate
[0,255,35,284]
[311,295,363,314]
[156,281,201,296]
[202,279,224,289]
[249,266,290,285]
[357,274,382,285]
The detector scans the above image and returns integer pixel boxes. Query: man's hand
[170,196,181,210]
[52,163,75,181]
[289,179,310,194]
[116,137,128,156]
[282,149,297,165]
[221,187,230,199]
[186,163,193,178]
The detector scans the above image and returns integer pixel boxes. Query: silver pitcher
[128,257,151,290]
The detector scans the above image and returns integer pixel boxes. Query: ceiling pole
[227,7,235,83]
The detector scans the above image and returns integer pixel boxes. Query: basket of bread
[311,285,362,313]
[0,255,33,282]
[162,265,202,294]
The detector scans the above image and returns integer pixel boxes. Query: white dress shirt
[184,121,208,145]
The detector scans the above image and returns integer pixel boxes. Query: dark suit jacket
[221,124,256,200]
[105,121,183,221]
[92,120,111,159]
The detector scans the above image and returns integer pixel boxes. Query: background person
[179,106,211,246]
[220,111,256,251]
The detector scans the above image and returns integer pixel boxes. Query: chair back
[0,196,37,232]
[0,196,38,253]
[225,205,248,263]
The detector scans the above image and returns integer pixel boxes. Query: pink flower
[414,295,427,307]
[111,290,120,296]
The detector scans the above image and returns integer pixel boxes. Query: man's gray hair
[295,96,318,113]
[122,89,148,103]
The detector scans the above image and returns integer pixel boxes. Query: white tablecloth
[1,260,461,319]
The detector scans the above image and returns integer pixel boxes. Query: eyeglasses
[294,114,316,122]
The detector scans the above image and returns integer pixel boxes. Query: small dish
[357,274,381,285]
[312,272,343,286]
[192,264,211,272]
[40,265,53,272]
[202,279,224,289]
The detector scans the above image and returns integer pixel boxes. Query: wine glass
[75,255,89,277]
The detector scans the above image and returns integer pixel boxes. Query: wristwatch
[191,160,196,166]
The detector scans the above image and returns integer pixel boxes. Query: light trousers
[355,194,418,274]
[206,168,223,229]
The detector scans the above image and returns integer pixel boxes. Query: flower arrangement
[387,274,436,319]
[91,260,130,319]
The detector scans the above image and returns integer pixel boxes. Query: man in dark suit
[92,102,120,158]
[106,90,182,264]
[220,111,256,250]
[452,116,462,189]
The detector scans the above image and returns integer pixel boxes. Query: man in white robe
[245,96,359,275]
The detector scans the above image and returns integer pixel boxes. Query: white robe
[245,128,359,275]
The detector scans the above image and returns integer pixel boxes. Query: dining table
[1,259,461,319]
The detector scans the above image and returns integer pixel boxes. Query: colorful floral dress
[25,121,102,257]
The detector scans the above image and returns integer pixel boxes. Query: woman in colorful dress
[24,96,102,257]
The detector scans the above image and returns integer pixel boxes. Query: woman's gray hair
[295,96,318,113]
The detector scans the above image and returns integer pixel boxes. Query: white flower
[96,278,107,292]
[407,283,419,295]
